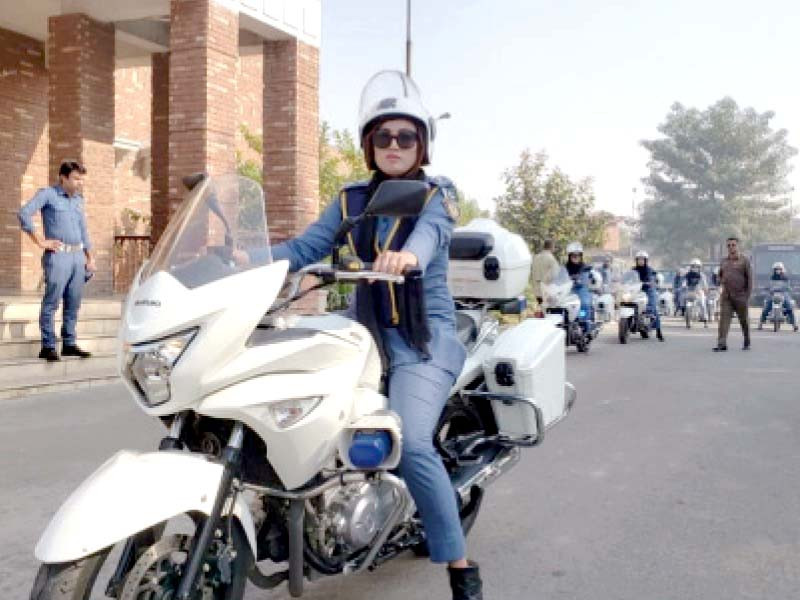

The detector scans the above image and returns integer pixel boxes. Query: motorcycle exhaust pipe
[456,446,521,505]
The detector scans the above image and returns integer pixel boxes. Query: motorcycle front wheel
[30,517,253,600]
[618,318,629,344]
[685,309,691,329]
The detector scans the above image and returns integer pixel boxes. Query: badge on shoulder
[441,187,460,222]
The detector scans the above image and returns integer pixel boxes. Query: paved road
[2,315,799,599]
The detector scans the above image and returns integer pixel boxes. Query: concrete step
[0,334,119,360]
[0,351,118,386]
[0,297,122,321]
[0,316,120,341]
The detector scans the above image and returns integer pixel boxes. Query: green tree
[319,121,370,207]
[494,150,609,256]
[640,98,797,264]
[456,193,490,226]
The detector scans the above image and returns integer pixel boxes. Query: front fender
[35,451,257,564]
[619,307,635,319]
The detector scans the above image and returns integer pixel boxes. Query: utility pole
[405,0,412,76]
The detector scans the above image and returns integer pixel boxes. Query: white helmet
[773,261,785,271]
[690,258,702,270]
[655,273,665,287]
[566,241,584,255]
[358,70,434,167]
[635,250,649,261]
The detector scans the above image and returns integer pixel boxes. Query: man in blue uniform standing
[18,160,96,361]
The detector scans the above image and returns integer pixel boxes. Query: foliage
[235,125,263,185]
[494,150,610,257]
[640,98,797,264]
[456,193,490,226]
[319,121,371,207]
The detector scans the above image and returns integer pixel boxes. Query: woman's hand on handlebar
[373,250,418,276]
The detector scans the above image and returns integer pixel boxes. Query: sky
[319,0,800,217]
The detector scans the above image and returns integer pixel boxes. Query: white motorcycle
[617,271,658,343]
[542,267,601,353]
[30,175,575,600]
[593,279,617,323]
[761,282,797,332]
[657,285,674,317]
[683,282,707,329]
[705,287,720,323]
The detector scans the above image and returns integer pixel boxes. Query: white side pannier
[448,219,531,301]
[482,318,569,438]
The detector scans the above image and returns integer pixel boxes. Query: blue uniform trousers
[389,362,465,563]
[40,251,86,349]
[646,287,661,330]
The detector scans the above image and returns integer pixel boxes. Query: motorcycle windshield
[621,270,642,294]
[140,175,272,289]
[543,267,574,303]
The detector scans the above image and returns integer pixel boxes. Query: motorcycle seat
[455,311,479,349]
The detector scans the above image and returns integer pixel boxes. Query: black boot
[656,328,664,341]
[449,562,483,600]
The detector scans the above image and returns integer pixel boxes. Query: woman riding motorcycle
[685,258,709,322]
[565,242,596,333]
[249,71,481,599]
[759,261,798,331]
[633,250,664,341]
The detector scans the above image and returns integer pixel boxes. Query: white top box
[448,219,532,301]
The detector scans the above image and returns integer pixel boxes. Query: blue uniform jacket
[272,180,466,380]
[18,185,92,250]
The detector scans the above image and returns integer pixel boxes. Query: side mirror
[365,180,429,218]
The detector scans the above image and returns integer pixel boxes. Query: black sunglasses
[373,128,418,150]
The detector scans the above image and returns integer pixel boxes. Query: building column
[263,39,320,244]
[150,52,170,246]
[48,13,115,292]
[166,0,238,225]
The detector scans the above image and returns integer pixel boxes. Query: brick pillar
[0,28,48,293]
[48,13,115,293]
[263,39,320,244]
[166,0,238,228]
[151,52,170,246]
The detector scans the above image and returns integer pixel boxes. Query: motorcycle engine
[322,481,398,553]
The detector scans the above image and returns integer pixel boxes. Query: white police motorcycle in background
[30,175,575,600]
[656,273,674,317]
[761,281,796,332]
[593,276,617,323]
[542,267,601,353]
[683,281,707,329]
[705,286,720,323]
[617,271,658,343]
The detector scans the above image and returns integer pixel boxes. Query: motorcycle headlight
[125,329,197,407]
[269,397,322,429]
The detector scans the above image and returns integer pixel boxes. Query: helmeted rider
[759,261,798,331]
[685,258,709,322]
[633,250,664,341]
[565,242,596,333]
[673,267,687,316]
[248,70,482,599]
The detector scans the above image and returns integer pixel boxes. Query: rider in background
[564,242,595,332]
[673,267,687,316]
[685,259,709,322]
[759,262,798,331]
[633,250,664,341]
